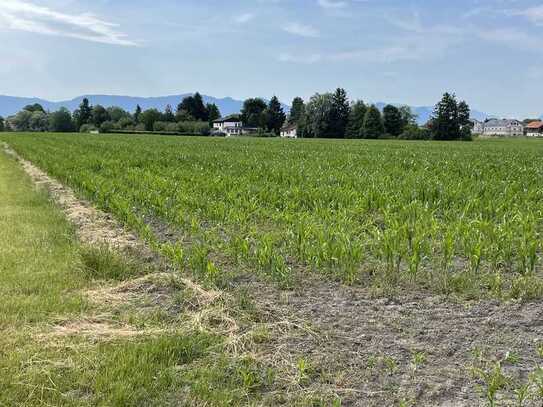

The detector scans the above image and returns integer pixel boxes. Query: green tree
[458,101,471,127]
[107,106,130,122]
[289,97,305,125]
[91,105,111,128]
[383,105,403,137]
[265,96,286,135]
[399,124,432,140]
[362,105,384,139]
[23,103,45,113]
[163,104,175,122]
[399,105,417,128]
[0,116,4,132]
[346,100,367,138]
[139,109,162,131]
[49,108,75,132]
[177,92,208,121]
[431,92,466,140]
[73,98,93,130]
[206,103,221,122]
[29,111,49,131]
[8,110,33,131]
[330,88,350,138]
[241,98,267,128]
[193,92,209,121]
[303,93,335,138]
[134,104,142,123]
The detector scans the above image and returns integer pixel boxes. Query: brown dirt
[247,278,543,406]
[6,143,543,406]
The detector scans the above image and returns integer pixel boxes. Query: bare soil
[248,279,543,406]
[6,144,543,406]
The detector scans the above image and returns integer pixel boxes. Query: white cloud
[508,5,543,25]
[277,31,461,65]
[0,0,138,46]
[317,0,347,9]
[476,27,540,51]
[234,13,255,24]
[282,22,319,37]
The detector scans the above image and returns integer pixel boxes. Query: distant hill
[0,94,490,125]
[0,94,248,118]
[374,103,490,125]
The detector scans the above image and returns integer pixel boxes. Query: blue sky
[1,0,543,117]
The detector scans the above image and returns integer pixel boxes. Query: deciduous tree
[363,105,384,139]
[399,105,417,128]
[73,98,93,130]
[346,100,367,138]
[289,97,305,125]
[304,93,335,138]
[49,108,75,132]
[91,105,111,128]
[241,98,267,128]
[139,109,162,131]
[177,92,209,122]
[383,104,403,137]
[163,104,175,122]
[23,103,45,113]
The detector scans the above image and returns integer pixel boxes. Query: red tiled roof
[526,121,543,129]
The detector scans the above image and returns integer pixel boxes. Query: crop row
[3,133,543,299]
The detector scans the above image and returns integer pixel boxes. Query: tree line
[285,89,472,140]
[0,90,473,140]
[2,92,223,135]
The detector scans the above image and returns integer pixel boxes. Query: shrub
[99,121,116,134]
[153,121,168,132]
[460,126,473,141]
[117,117,134,129]
[399,125,432,140]
[176,121,210,135]
[79,124,97,133]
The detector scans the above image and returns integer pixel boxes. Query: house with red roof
[526,121,543,137]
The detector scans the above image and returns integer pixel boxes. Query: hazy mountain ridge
[0,94,490,125]
[0,94,246,118]
[374,103,489,125]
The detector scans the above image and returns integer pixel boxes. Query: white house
[212,115,243,136]
[471,119,484,135]
[482,119,524,137]
[280,124,297,138]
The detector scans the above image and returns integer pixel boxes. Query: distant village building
[280,124,298,138]
[526,121,543,137]
[212,115,259,136]
[212,115,243,136]
[471,119,484,134]
[482,119,524,137]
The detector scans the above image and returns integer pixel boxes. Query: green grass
[0,149,87,327]
[3,133,543,299]
[0,150,275,406]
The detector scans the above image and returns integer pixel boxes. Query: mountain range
[0,94,491,125]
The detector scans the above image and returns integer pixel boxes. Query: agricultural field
[3,132,543,406]
[3,133,543,298]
